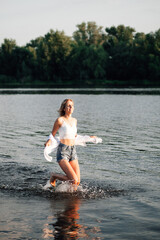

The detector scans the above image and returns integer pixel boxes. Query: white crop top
[59,120,77,139]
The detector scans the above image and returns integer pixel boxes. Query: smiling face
[64,100,74,115]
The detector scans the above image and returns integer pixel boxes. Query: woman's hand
[90,136,97,138]
[44,139,52,147]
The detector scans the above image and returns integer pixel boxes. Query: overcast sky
[1,0,160,46]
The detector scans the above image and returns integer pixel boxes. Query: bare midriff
[60,139,75,146]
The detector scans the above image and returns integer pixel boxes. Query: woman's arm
[75,118,77,138]
[51,118,61,136]
[45,118,62,146]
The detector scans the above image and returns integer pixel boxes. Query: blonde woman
[45,98,99,188]
[45,99,80,187]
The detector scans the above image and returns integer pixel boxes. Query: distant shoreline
[0,88,160,95]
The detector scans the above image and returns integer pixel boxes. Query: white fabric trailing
[44,135,102,162]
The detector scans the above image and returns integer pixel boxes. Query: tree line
[0,22,160,88]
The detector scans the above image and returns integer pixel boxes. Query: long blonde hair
[58,99,74,116]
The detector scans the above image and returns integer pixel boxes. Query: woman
[45,99,81,187]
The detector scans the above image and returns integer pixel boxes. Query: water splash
[42,180,124,199]
[0,162,124,199]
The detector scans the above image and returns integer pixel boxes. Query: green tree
[1,38,16,54]
[44,30,72,83]
[0,39,17,76]
[27,30,72,84]
[73,22,106,46]
[104,25,135,83]
[68,43,107,86]
[12,47,35,84]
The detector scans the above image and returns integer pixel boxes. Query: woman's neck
[64,114,72,119]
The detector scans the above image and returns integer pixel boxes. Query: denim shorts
[56,143,78,163]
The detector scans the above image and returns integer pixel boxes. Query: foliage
[0,22,160,87]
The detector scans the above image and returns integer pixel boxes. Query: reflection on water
[43,198,101,239]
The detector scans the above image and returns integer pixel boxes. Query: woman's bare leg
[69,159,80,185]
[50,172,68,187]
[50,159,79,186]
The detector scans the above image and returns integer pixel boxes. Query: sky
[1,0,160,46]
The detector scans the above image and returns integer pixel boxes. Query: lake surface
[0,90,160,239]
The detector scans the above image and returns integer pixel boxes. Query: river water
[0,90,160,239]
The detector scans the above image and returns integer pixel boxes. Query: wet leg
[59,159,79,185]
[50,159,79,187]
[69,159,80,185]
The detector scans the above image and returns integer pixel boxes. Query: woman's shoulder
[55,117,64,126]
[72,117,77,125]
[72,117,77,120]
